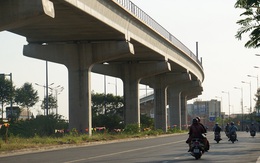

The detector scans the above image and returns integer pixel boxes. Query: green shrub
[123,124,140,134]
[167,127,181,133]
[140,114,154,129]
[93,114,124,132]
[1,114,68,138]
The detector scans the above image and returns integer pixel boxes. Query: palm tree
[235,0,260,48]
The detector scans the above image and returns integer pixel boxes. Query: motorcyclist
[225,123,230,137]
[228,122,238,141]
[249,123,257,134]
[186,118,207,152]
[213,123,222,133]
[196,116,207,133]
[196,116,209,151]
[213,123,222,141]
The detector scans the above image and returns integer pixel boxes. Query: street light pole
[108,78,118,96]
[35,83,46,115]
[46,61,49,116]
[234,87,244,131]
[104,75,107,110]
[222,91,230,120]
[242,81,252,113]
[49,85,64,115]
[241,80,253,124]
[215,96,223,128]
[7,73,12,119]
[115,78,117,96]
[35,82,54,115]
[248,74,258,90]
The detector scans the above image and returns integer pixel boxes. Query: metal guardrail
[114,0,203,68]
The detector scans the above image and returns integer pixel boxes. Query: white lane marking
[64,140,185,163]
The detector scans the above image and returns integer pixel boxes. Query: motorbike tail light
[194,141,199,145]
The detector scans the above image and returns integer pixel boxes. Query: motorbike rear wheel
[195,154,201,160]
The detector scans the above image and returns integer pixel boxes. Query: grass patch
[0,129,187,153]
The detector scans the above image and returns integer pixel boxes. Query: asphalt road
[0,132,259,163]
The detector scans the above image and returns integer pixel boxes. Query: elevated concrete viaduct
[92,61,171,126]
[182,86,203,128]
[168,81,202,129]
[141,72,191,131]
[0,0,204,135]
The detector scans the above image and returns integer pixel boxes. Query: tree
[254,88,260,114]
[91,92,124,130]
[92,92,106,115]
[41,94,57,115]
[235,0,260,48]
[15,82,39,119]
[252,88,260,123]
[91,92,124,116]
[104,93,124,116]
[0,76,14,120]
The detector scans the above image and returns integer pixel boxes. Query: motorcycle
[214,132,222,143]
[225,131,230,138]
[190,138,205,160]
[250,130,256,137]
[229,132,237,143]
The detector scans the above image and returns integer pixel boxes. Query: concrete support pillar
[168,88,181,129]
[122,63,140,125]
[168,79,202,129]
[168,80,202,129]
[181,95,188,130]
[184,86,203,125]
[67,44,92,134]
[142,72,191,132]
[23,41,134,135]
[153,78,168,132]
[92,61,171,126]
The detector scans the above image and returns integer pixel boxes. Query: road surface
[0,132,259,163]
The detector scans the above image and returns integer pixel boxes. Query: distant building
[140,95,224,129]
[19,109,33,120]
[187,99,223,129]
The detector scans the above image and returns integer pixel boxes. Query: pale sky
[1,0,259,118]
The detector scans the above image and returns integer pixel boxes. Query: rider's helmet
[227,123,229,125]
[230,122,234,125]
[215,123,219,125]
[196,116,201,122]
[192,118,198,124]
[251,123,254,125]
